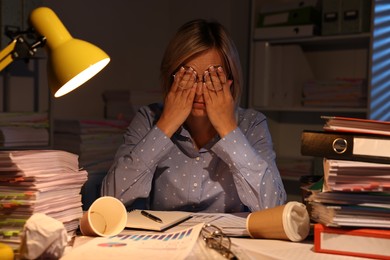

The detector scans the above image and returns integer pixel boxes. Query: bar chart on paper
[111,227,195,246]
[61,224,203,260]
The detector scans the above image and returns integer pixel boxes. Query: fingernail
[202,71,209,83]
[217,66,223,72]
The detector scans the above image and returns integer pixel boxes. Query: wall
[36,0,251,120]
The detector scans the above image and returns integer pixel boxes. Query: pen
[141,210,163,223]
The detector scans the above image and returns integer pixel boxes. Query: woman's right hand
[156,66,197,137]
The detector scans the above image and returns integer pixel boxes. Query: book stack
[301,116,390,259]
[0,150,88,252]
[0,112,49,148]
[53,119,128,174]
[302,79,367,108]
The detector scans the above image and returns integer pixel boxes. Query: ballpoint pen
[141,210,163,223]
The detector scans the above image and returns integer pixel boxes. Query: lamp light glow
[29,7,110,97]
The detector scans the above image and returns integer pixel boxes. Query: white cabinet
[247,0,372,200]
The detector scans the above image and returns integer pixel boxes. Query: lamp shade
[29,7,110,97]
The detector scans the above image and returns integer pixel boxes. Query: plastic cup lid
[282,201,310,242]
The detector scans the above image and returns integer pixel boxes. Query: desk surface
[64,234,368,260]
[63,213,370,260]
[230,237,368,260]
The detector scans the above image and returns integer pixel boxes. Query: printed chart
[62,224,203,260]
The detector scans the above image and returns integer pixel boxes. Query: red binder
[314,223,390,259]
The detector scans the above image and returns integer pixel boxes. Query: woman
[101,19,286,212]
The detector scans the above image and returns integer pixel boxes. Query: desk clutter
[3,114,390,258]
[0,150,88,256]
[62,198,311,260]
[301,116,390,259]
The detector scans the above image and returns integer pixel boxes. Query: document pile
[301,116,390,258]
[0,150,88,251]
[53,119,127,174]
[0,112,49,148]
[302,79,367,108]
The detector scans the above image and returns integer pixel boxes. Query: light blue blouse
[101,103,286,212]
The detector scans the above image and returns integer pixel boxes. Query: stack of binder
[0,150,88,252]
[321,0,371,36]
[300,116,390,259]
[254,0,321,40]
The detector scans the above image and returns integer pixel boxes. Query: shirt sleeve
[101,106,174,208]
[211,113,286,211]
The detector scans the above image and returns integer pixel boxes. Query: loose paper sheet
[61,223,203,260]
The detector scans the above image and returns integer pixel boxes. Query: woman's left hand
[202,66,237,137]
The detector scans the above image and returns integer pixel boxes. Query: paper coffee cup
[246,201,310,242]
[80,196,127,237]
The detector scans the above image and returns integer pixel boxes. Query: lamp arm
[0,30,46,72]
[0,39,17,71]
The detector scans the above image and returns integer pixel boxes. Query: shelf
[252,106,368,113]
[248,0,373,202]
[249,35,370,114]
[254,32,371,50]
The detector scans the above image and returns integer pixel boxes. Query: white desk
[64,229,368,260]
[229,238,368,260]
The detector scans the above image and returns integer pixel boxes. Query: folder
[322,116,390,136]
[314,224,390,259]
[340,0,371,34]
[254,24,318,40]
[321,0,341,35]
[257,6,321,28]
[301,130,390,164]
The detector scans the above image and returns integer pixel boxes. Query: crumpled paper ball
[19,213,68,259]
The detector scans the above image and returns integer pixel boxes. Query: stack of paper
[0,112,49,148]
[302,116,390,258]
[302,79,367,108]
[53,119,128,174]
[0,150,88,251]
[322,159,390,193]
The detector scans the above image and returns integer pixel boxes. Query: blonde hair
[160,19,242,105]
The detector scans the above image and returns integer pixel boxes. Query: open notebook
[126,210,192,231]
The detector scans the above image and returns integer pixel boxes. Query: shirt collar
[172,126,220,156]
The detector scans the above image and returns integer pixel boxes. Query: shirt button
[193,183,198,187]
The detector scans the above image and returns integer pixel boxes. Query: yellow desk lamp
[0,7,110,97]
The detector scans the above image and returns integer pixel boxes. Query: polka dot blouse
[101,103,286,212]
